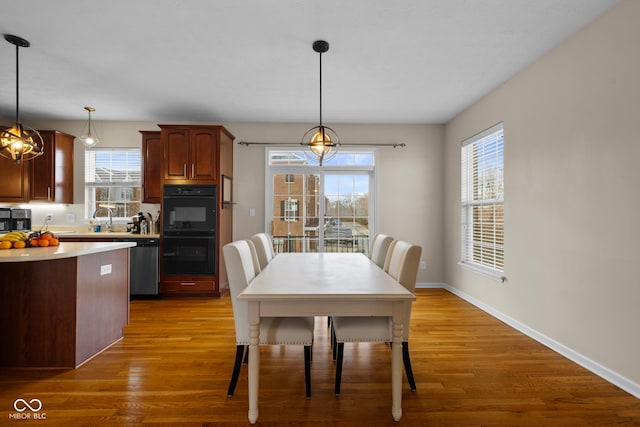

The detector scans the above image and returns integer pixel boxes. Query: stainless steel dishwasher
[115,237,159,297]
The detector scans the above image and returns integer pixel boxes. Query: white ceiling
[0,0,619,125]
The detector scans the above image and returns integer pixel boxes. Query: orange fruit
[40,233,53,240]
[49,238,59,246]
[13,240,26,249]
[30,238,39,247]
[0,241,11,249]
[38,239,50,247]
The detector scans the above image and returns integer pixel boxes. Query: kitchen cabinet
[157,124,234,297]
[0,125,30,203]
[30,130,74,203]
[160,125,233,183]
[0,153,30,203]
[140,130,162,203]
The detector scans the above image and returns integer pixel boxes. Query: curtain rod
[238,141,406,148]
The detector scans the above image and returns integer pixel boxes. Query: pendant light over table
[77,106,99,147]
[301,40,340,166]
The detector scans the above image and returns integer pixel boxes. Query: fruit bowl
[0,231,60,249]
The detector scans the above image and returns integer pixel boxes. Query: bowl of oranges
[0,231,60,249]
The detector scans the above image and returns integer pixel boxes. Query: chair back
[384,240,422,339]
[245,239,262,276]
[369,233,394,268]
[223,240,258,344]
[250,233,275,270]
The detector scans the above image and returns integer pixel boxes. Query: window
[267,149,376,254]
[282,198,299,222]
[461,123,504,277]
[85,148,141,219]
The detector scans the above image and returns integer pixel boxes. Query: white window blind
[85,148,141,219]
[461,123,504,276]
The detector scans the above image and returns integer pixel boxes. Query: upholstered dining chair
[331,239,422,396]
[249,233,276,271]
[223,240,314,398]
[369,233,394,269]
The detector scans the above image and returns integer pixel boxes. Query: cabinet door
[0,155,29,202]
[141,131,162,202]
[30,131,74,203]
[191,129,218,182]
[163,128,190,181]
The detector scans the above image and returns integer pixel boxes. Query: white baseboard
[416,282,640,399]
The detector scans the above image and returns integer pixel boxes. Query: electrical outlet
[420,260,427,270]
[46,213,54,222]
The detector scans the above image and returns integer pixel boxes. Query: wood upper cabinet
[30,130,74,203]
[161,125,221,183]
[0,153,30,202]
[140,131,162,203]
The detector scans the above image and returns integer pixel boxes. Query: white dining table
[237,252,416,424]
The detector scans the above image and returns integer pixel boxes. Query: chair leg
[402,341,416,391]
[331,326,337,360]
[334,342,344,396]
[227,345,246,397]
[304,345,312,399]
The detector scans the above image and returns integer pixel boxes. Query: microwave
[0,208,10,233]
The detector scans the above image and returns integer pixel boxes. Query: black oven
[163,184,216,232]
[162,184,217,276]
[162,234,215,276]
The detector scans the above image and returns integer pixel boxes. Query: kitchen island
[0,242,135,368]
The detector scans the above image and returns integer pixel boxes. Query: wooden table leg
[247,301,260,424]
[391,302,403,421]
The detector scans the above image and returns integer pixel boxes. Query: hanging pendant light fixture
[301,40,340,166]
[0,34,44,164]
[76,106,99,147]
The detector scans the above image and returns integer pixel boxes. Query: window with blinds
[85,148,142,219]
[461,123,504,276]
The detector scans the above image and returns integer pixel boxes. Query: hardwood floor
[1,289,638,426]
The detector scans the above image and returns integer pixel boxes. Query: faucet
[92,207,113,231]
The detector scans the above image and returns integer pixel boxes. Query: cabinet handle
[47,187,51,201]
[183,163,187,177]
[180,282,196,286]
[191,164,195,178]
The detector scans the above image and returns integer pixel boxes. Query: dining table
[237,252,416,424]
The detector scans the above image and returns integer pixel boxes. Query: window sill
[458,261,506,283]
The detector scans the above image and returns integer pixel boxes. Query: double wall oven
[162,184,217,276]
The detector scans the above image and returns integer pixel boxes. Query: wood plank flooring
[1,289,638,426]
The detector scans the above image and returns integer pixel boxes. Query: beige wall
[16,120,444,284]
[444,0,640,389]
[224,122,445,284]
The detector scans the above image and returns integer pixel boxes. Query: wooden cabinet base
[160,277,220,297]
[0,249,129,368]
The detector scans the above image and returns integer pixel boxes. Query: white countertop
[0,241,136,263]
[56,231,160,239]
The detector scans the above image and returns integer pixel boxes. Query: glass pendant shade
[302,124,339,165]
[76,106,99,147]
[0,34,44,164]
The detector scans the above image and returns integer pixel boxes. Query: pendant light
[0,34,44,164]
[301,40,340,166]
[76,106,99,147]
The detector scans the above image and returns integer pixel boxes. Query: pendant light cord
[14,42,20,124]
[318,48,323,128]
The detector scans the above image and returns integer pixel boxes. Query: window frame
[459,123,505,281]
[84,147,142,220]
[265,147,377,253]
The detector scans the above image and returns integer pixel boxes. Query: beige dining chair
[223,240,314,398]
[369,233,394,269]
[249,233,276,271]
[331,239,422,396]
